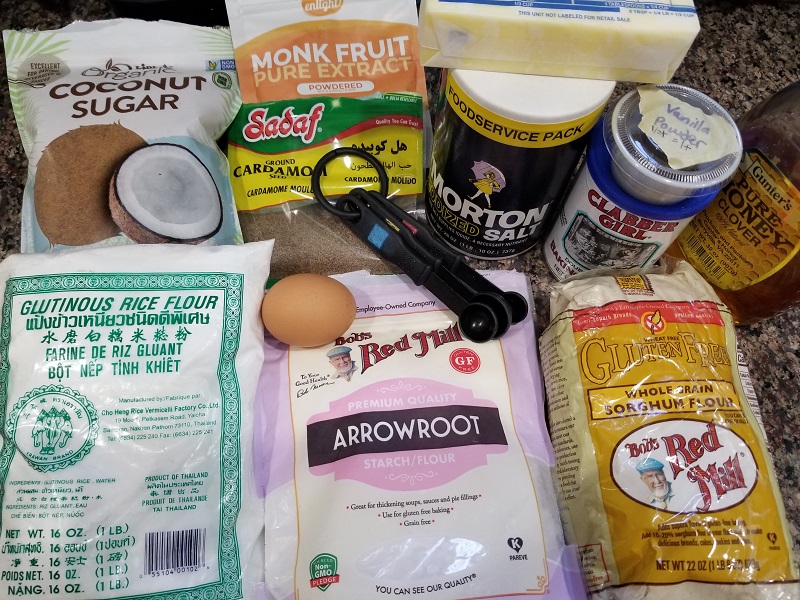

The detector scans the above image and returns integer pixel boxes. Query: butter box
[419,0,701,84]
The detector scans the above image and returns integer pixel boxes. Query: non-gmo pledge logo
[5,384,99,472]
[309,553,340,591]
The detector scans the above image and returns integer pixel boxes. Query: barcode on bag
[144,528,206,575]
[683,233,728,280]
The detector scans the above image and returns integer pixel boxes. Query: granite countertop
[1,0,799,567]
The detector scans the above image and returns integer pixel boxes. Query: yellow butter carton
[419,0,700,83]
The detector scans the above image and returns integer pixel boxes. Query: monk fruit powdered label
[257,271,586,600]
[225,0,427,210]
[539,264,798,596]
[0,241,272,599]
[3,20,243,253]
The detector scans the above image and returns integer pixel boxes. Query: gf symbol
[507,537,523,553]
[449,348,481,374]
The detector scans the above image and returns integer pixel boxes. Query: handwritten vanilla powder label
[637,86,741,170]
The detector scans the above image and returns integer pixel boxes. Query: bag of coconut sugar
[538,262,800,600]
[254,270,587,600]
[0,240,273,599]
[3,19,243,253]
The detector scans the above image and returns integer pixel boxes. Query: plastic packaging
[224,0,429,278]
[256,270,586,600]
[606,85,741,204]
[544,84,741,279]
[0,241,273,599]
[667,81,800,324]
[3,20,243,253]
[418,0,700,83]
[538,262,799,600]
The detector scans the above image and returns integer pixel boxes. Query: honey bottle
[667,81,800,324]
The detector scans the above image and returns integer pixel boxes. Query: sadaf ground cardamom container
[425,69,615,259]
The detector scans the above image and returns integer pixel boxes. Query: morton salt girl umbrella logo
[303,0,344,16]
[468,161,506,209]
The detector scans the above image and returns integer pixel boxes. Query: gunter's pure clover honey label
[539,270,797,593]
[678,149,800,291]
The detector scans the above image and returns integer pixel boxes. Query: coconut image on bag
[3,19,244,252]
[35,123,147,246]
[109,143,223,244]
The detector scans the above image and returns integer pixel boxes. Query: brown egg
[261,273,357,347]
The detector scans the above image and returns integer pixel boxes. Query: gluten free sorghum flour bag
[538,262,800,600]
[0,240,273,599]
[3,19,243,253]
[255,270,587,600]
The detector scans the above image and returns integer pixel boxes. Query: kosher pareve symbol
[507,537,524,553]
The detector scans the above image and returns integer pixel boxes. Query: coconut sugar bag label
[3,19,243,253]
[255,271,586,600]
[0,241,273,599]
[538,263,799,600]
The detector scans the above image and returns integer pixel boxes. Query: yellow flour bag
[539,262,799,600]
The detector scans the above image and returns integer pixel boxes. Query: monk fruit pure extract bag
[224,0,429,277]
[538,262,800,600]
[255,270,587,600]
[3,20,243,253]
[0,241,273,599]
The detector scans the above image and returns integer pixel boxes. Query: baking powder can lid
[451,69,616,124]
[605,84,743,204]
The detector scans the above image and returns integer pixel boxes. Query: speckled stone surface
[1,0,800,570]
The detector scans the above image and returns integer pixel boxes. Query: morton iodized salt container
[545,84,742,279]
[425,69,615,259]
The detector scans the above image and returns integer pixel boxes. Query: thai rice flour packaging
[538,262,799,600]
[0,241,273,599]
[3,20,243,252]
[255,270,587,599]
[224,0,429,277]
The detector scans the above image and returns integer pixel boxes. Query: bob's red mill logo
[612,420,757,513]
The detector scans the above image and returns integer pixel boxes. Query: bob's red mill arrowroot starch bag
[538,261,799,600]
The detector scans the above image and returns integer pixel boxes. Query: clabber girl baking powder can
[425,69,615,259]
